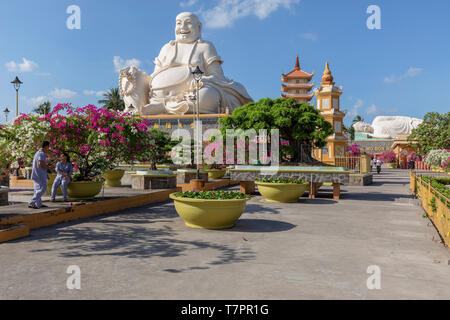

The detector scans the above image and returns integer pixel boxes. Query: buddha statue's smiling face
[175,12,202,43]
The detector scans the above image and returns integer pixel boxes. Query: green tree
[98,88,125,111]
[144,129,178,170]
[352,115,364,125]
[32,101,52,115]
[408,112,450,154]
[218,98,333,163]
[343,124,355,141]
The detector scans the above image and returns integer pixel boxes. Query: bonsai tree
[408,112,450,154]
[140,128,178,170]
[219,98,333,163]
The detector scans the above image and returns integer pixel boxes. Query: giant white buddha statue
[353,116,423,139]
[119,12,253,115]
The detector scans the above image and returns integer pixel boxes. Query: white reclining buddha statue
[353,116,423,139]
[119,12,253,115]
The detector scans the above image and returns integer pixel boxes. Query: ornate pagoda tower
[313,62,348,164]
[281,55,315,104]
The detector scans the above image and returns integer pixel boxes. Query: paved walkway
[0,169,449,299]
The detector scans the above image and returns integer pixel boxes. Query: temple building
[281,56,315,104]
[313,62,348,164]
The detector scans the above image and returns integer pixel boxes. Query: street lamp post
[11,77,23,118]
[192,66,204,180]
[3,107,10,123]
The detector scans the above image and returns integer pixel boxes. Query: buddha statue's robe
[140,39,252,115]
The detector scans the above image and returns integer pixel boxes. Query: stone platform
[0,186,180,243]
[349,173,373,186]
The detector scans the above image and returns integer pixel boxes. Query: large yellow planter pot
[256,181,308,203]
[206,169,226,180]
[103,169,125,187]
[67,181,103,200]
[386,163,397,169]
[46,173,62,196]
[169,194,248,229]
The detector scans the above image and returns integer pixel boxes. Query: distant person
[376,158,382,174]
[409,158,415,170]
[51,153,73,202]
[29,141,51,209]
[370,158,374,172]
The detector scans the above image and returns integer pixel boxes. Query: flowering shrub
[2,104,153,181]
[424,149,450,168]
[0,128,12,176]
[379,151,397,163]
[407,152,421,162]
[442,156,450,172]
[346,144,361,157]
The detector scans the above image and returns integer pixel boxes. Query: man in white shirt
[29,141,52,209]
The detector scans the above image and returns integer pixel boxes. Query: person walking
[370,158,374,172]
[376,158,382,174]
[29,141,51,209]
[51,154,73,202]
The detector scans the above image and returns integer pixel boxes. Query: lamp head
[11,76,23,90]
[192,66,204,82]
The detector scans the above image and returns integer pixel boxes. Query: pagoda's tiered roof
[282,83,315,91]
[281,93,315,100]
[282,56,314,80]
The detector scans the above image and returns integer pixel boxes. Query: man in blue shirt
[29,141,52,209]
[51,153,73,202]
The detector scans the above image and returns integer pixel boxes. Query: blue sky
[1,0,449,125]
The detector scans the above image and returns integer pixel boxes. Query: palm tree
[98,88,125,111]
[32,101,52,115]
[352,115,364,125]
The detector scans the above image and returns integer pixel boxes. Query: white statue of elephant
[119,66,151,114]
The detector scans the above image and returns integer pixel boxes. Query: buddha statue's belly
[150,65,193,99]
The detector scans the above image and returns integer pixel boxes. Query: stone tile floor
[0,169,449,299]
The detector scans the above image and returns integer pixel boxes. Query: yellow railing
[335,155,371,173]
[335,157,361,172]
[411,171,450,247]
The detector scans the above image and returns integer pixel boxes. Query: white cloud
[384,67,423,83]
[49,88,77,100]
[366,104,398,116]
[345,99,364,119]
[21,88,77,107]
[21,96,49,106]
[5,58,39,73]
[180,0,198,7]
[201,0,300,29]
[366,104,381,115]
[113,56,141,73]
[300,32,318,41]
[83,90,106,97]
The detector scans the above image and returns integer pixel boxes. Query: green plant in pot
[255,178,308,203]
[170,190,249,229]
[137,128,178,174]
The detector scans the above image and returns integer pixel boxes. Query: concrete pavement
[0,169,449,299]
